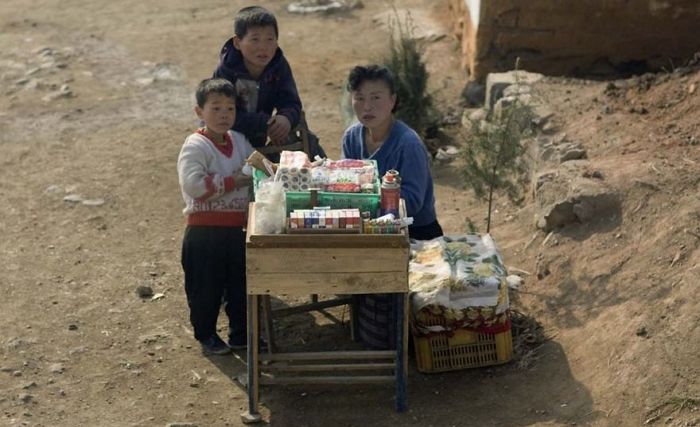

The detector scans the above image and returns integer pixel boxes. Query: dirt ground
[1,1,698,426]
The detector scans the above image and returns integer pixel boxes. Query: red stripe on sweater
[187,211,247,227]
[195,174,217,202]
[223,176,235,192]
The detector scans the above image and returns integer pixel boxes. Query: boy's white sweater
[177,129,255,226]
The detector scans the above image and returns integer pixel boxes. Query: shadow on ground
[209,296,596,427]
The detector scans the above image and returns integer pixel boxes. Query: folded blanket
[409,234,510,333]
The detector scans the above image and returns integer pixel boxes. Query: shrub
[461,62,535,232]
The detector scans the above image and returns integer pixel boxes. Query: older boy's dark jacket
[213,39,302,147]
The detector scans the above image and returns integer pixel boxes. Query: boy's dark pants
[181,225,247,344]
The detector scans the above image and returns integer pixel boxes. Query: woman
[342,64,443,240]
[342,64,443,349]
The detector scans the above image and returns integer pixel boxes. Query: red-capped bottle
[380,170,400,217]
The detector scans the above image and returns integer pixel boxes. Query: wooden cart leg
[261,295,275,354]
[242,294,262,424]
[395,292,408,412]
[349,296,357,341]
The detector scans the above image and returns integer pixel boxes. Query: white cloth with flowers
[409,234,509,317]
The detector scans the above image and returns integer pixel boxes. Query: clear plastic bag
[254,179,286,234]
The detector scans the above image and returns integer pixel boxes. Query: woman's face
[351,79,396,130]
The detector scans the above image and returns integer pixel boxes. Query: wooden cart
[241,202,410,423]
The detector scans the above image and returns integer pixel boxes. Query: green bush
[384,13,439,140]
[462,65,535,232]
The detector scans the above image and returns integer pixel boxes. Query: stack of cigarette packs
[288,208,361,230]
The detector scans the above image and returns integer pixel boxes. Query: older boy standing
[177,78,255,355]
[213,5,325,160]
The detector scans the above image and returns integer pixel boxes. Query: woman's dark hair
[195,78,236,108]
[346,65,398,112]
[346,65,396,94]
[234,6,279,39]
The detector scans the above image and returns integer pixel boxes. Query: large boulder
[534,169,620,231]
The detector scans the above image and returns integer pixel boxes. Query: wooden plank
[247,247,408,274]
[248,233,409,249]
[259,350,395,361]
[264,363,395,372]
[260,375,394,385]
[271,296,353,317]
[247,271,408,295]
[395,293,408,413]
[245,295,261,419]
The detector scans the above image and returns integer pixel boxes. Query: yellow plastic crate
[412,323,513,373]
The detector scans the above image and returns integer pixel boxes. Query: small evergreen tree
[462,62,535,233]
[384,12,438,140]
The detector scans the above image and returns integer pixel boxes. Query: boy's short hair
[346,65,398,112]
[195,78,236,108]
[234,6,279,39]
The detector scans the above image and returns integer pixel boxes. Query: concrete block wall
[449,0,700,81]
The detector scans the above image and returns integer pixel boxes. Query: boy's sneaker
[199,334,232,355]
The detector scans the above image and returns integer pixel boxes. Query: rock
[151,293,165,301]
[493,94,533,129]
[541,121,558,134]
[34,46,54,56]
[166,423,198,427]
[461,108,486,128]
[485,70,543,109]
[460,80,486,107]
[18,393,33,403]
[434,145,459,163]
[535,173,620,231]
[136,285,154,298]
[68,324,78,331]
[22,381,37,389]
[49,363,64,374]
[151,63,181,82]
[560,148,587,162]
[41,84,72,102]
[288,0,362,14]
[636,326,648,337]
[44,185,63,194]
[63,194,83,203]
[82,198,105,207]
[506,275,524,290]
[136,77,155,86]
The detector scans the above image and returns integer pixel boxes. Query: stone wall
[449,0,700,81]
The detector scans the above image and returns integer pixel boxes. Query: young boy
[177,78,255,355]
[212,5,325,160]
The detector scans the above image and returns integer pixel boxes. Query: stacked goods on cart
[288,208,362,233]
[408,234,513,373]
[247,150,411,234]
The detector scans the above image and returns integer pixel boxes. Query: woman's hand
[267,115,291,145]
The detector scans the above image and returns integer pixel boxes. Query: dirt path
[1,1,698,426]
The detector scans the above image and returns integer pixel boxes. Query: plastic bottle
[380,170,400,217]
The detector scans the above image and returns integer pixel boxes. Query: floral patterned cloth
[409,234,510,334]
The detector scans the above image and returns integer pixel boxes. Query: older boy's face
[234,26,278,74]
[195,93,236,137]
